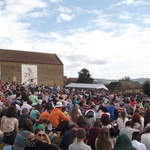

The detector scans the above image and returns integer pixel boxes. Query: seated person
[24,128,58,150]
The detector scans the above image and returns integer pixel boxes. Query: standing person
[68,128,92,150]
[95,128,114,150]
[49,101,70,135]
[131,132,147,150]
[13,118,34,150]
[113,134,137,150]
[1,106,19,145]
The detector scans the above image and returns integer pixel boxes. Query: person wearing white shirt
[120,121,138,141]
[131,132,147,150]
[141,126,150,150]
[117,110,128,131]
[20,101,32,115]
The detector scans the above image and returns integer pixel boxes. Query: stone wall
[0,61,64,86]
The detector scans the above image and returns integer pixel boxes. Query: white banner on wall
[21,64,37,84]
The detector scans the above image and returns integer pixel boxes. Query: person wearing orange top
[49,101,70,135]
[39,105,53,120]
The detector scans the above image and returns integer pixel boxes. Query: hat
[120,102,124,107]
[55,101,64,108]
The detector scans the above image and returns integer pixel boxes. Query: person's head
[21,93,29,102]
[98,128,110,139]
[6,106,17,118]
[131,113,141,126]
[75,104,80,109]
[101,106,108,113]
[76,128,86,140]
[144,126,150,133]
[22,107,29,115]
[132,132,141,142]
[42,118,50,127]
[77,116,86,127]
[125,121,132,127]
[22,118,33,132]
[55,101,64,110]
[134,108,140,114]
[101,115,110,126]
[90,105,96,111]
[93,120,102,128]
[114,134,133,149]
[34,128,45,141]
[69,124,79,130]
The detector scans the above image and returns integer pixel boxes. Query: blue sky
[0,0,150,79]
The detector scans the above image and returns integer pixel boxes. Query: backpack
[85,110,94,118]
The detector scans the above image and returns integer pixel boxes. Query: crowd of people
[0,81,150,150]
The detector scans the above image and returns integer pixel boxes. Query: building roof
[107,81,142,91]
[0,49,63,65]
[65,83,108,90]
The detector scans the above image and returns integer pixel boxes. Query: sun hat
[55,101,64,108]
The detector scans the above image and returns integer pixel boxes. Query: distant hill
[94,78,150,85]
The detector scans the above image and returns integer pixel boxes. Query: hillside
[94,78,150,85]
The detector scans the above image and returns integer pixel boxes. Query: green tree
[120,76,131,81]
[77,68,94,83]
[143,79,150,96]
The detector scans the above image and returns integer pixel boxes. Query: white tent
[65,83,108,91]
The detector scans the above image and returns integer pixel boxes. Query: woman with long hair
[69,108,79,125]
[131,113,142,133]
[95,128,114,150]
[117,110,128,131]
[1,106,19,145]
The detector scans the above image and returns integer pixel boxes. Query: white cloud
[57,5,72,13]
[123,0,135,5]
[56,13,75,22]
[0,0,150,79]
[112,0,149,7]
[48,0,62,3]
[118,12,132,20]
[144,18,150,25]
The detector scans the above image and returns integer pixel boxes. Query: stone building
[0,49,63,86]
[106,81,143,94]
